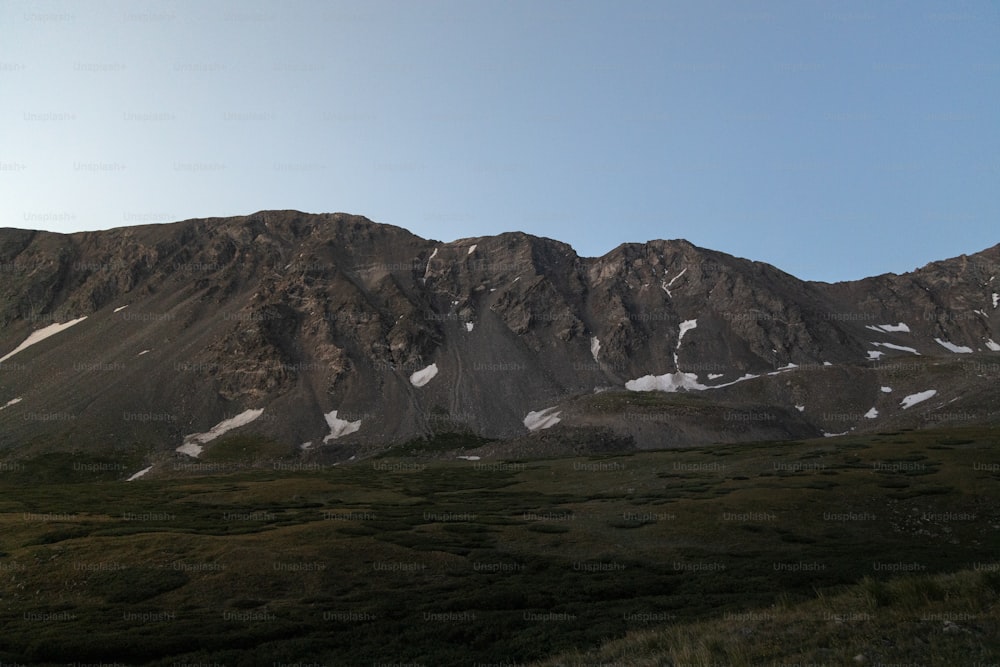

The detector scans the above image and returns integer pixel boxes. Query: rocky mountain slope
[0,211,997,472]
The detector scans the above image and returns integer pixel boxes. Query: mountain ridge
[0,210,997,472]
[5,208,998,285]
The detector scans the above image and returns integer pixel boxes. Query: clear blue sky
[1,0,997,282]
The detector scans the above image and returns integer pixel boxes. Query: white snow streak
[410,363,439,387]
[0,317,88,363]
[986,339,1000,352]
[934,338,973,354]
[524,407,562,431]
[0,397,23,411]
[993,293,999,308]
[590,336,601,362]
[456,455,481,461]
[866,322,910,333]
[114,305,129,313]
[677,319,697,346]
[864,407,878,419]
[126,466,153,481]
[660,268,687,297]
[872,342,920,354]
[467,244,477,255]
[867,351,884,360]
[176,408,265,457]
[674,319,697,367]
[881,386,893,393]
[706,373,761,389]
[795,405,805,412]
[900,390,937,409]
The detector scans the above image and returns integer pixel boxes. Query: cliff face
[0,210,997,463]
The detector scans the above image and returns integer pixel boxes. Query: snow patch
[177,408,264,457]
[934,338,973,354]
[823,431,849,438]
[864,407,878,419]
[467,244,477,255]
[0,397,23,411]
[126,466,153,481]
[707,373,724,380]
[465,322,474,332]
[795,405,805,412]
[867,351,884,360]
[410,363,439,387]
[175,442,205,458]
[429,247,438,259]
[823,361,832,366]
[524,407,562,431]
[881,386,893,393]
[986,339,1000,352]
[993,293,999,308]
[456,455,481,461]
[114,305,128,313]
[323,410,362,442]
[872,342,920,355]
[625,370,764,393]
[300,441,314,451]
[626,371,707,392]
[0,316,88,363]
[900,390,937,409]
[590,336,601,362]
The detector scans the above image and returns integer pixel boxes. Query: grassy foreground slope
[532,567,1000,666]
[0,426,997,665]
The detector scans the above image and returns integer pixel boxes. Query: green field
[0,427,998,665]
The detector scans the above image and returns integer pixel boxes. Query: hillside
[0,211,997,472]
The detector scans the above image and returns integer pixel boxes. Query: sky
[1,0,997,283]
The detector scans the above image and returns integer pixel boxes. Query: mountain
[0,210,997,474]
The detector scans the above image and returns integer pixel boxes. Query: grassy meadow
[0,427,997,665]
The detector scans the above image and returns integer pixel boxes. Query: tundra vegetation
[0,426,997,665]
